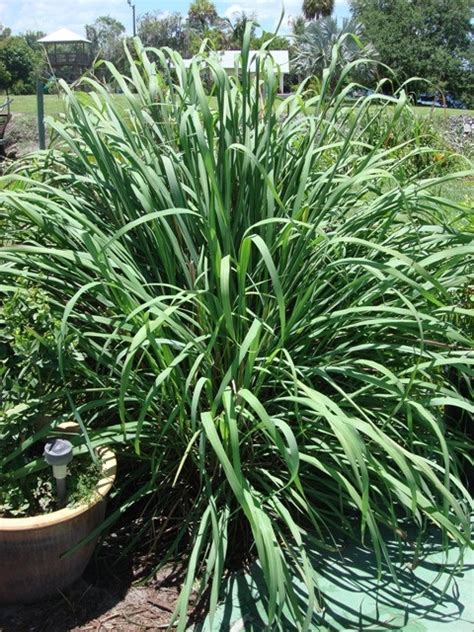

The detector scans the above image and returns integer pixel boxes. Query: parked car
[417,93,467,109]
[346,87,375,100]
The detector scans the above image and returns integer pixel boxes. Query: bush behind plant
[0,34,473,630]
[354,105,463,179]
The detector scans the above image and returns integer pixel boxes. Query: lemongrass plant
[0,31,472,630]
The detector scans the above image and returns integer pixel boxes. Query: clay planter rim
[0,446,116,532]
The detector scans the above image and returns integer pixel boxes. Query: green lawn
[10,95,66,118]
[436,178,474,209]
[9,94,129,119]
[413,105,474,117]
[7,94,474,119]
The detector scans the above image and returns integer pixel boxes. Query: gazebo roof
[38,28,91,44]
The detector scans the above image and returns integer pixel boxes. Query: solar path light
[44,439,74,507]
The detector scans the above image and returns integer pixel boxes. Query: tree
[22,31,46,51]
[0,24,11,40]
[137,12,191,55]
[226,12,258,48]
[85,16,125,62]
[294,16,376,86]
[0,61,11,92]
[291,16,307,37]
[186,1,230,54]
[0,36,41,93]
[188,0,218,32]
[252,31,290,51]
[302,0,335,21]
[350,0,473,100]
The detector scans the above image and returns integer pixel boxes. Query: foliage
[0,60,11,91]
[86,15,126,62]
[293,16,377,85]
[0,280,83,458]
[188,0,219,32]
[0,280,95,518]
[291,15,307,37]
[302,0,335,21]
[252,31,289,51]
[0,281,64,417]
[353,106,464,180]
[136,9,270,57]
[0,35,42,93]
[0,35,473,631]
[0,24,11,40]
[226,12,258,48]
[137,12,191,56]
[0,454,102,517]
[187,0,230,54]
[350,0,474,103]
[22,31,46,51]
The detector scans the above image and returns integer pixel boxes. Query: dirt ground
[1,113,40,160]
[0,577,180,632]
[0,520,200,632]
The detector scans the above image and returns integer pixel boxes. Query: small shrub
[10,79,34,95]
[354,106,460,179]
[0,280,90,517]
[0,456,102,517]
[1,280,65,422]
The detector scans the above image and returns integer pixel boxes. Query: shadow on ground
[1,518,471,631]
[0,536,133,631]
[194,527,474,631]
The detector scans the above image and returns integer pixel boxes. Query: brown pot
[0,446,116,603]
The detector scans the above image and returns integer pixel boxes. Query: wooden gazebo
[38,28,92,82]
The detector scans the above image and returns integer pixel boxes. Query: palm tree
[188,0,218,31]
[294,17,377,85]
[302,0,334,21]
[227,12,258,48]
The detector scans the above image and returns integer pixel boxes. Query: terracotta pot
[0,446,116,603]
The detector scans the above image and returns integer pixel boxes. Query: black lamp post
[127,0,136,37]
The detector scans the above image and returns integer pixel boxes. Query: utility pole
[127,0,136,37]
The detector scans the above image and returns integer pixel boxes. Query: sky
[1,0,351,37]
